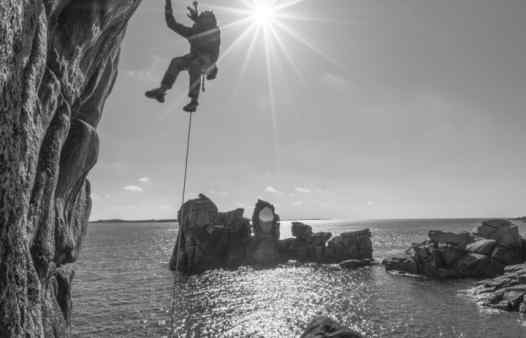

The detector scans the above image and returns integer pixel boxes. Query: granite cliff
[0,1,141,336]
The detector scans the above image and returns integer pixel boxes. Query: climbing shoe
[145,88,166,103]
[206,65,218,80]
[183,99,199,113]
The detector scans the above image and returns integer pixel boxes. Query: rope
[168,111,194,337]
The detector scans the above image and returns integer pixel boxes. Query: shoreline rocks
[301,316,363,338]
[382,219,525,279]
[170,195,374,273]
[472,263,526,313]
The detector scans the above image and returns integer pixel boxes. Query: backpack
[191,11,220,62]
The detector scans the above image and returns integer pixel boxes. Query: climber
[145,0,220,112]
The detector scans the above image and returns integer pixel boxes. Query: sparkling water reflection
[72,220,526,337]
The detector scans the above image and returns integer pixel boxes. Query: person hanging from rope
[145,0,220,112]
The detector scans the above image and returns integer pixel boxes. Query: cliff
[0,1,141,336]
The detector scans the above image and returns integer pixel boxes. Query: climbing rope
[168,111,194,337]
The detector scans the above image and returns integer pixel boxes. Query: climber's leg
[145,55,191,103]
[183,59,202,113]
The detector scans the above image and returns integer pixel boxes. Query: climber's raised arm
[165,0,192,38]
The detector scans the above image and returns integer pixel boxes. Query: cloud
[295,187,311,193]
[265,186,280,193]
[292,201,304,207]
[123,185,143,192]
[321,72,350,91]
[367,201,374,206]
[138,177,150,183]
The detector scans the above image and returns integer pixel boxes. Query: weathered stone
[466,239,497,256]
[170,195,254,273]
[491,245,523,266]
[252,199,280,240]
[0,0,141,335]
[428,230,474,247]
[292,222,313,241]
[454,253,504,278]
[249,200,281,265]
[473,219,522,247]
[311,232,332,246]
[326,229,372,262]
[473,263,526,313]
[437,244,466,266]
[301,316,363,338]
[382,255,419,275]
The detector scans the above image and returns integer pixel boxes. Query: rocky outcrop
[0,1,141,336]
[170,194,252,273]
[382,219,525,279]
[472,264,526,313]
[300,316,363,338]
[171,196,374,273]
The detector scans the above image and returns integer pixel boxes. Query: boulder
[292,222,313,241]
[473,219,522,247]
[326,229,373,262]
[491,245,523,266]
[466,239,497,255]
[301,316,363,338]
[454,253,504,278]
[437,244,466,266]
[382,255,419,275]
[428,230,474,247]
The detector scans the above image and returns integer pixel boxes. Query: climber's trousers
[161,54,213,100]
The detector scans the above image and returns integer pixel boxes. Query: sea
[72,219,526,337]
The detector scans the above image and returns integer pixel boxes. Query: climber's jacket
[165,1,221,63]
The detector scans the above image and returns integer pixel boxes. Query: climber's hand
[186,6,198,21]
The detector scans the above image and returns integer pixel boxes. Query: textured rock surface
[0,1,141,336]
[171,196,374,272]
[383,219,524,279]
[472,264,526,313]
[170,194,251,273]
[300,316,363,338]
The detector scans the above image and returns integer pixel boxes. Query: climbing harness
[168,110,194,337]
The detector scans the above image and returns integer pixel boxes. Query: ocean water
[72,219,526,337]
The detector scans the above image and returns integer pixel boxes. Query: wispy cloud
[265,186,280,193]
[123,185,143,192]
[321,72,350,91]
[292,200,304,207]
[138,177,151,183]
[295,187,311,193]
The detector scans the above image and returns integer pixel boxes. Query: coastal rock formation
[301,316,363,338]
[0,0,141,336]
[382,219,525,279]
[472,263,526,313]
[170,194,251,273]
[171,196,374,273]
[248,200,281,265]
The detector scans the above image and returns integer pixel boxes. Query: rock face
[0,1,141,336]
[382,219,525,279]
[170,194,251,273]
[472,264,526,313]
[300,316,363,338]
[171,196,374,273]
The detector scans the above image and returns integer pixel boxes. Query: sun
[251,3,277,27]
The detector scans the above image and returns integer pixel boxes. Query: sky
[89,0,526,221]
